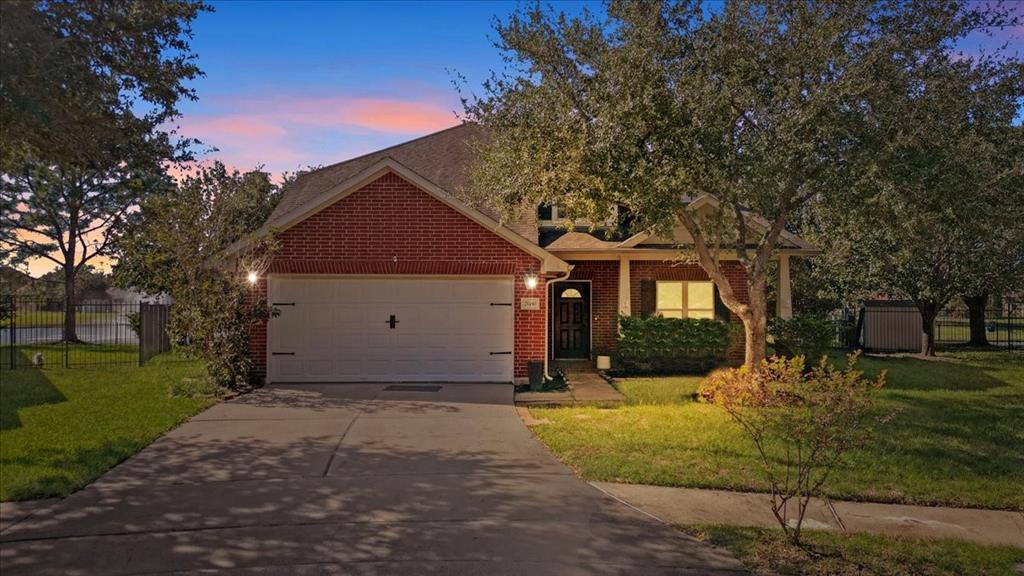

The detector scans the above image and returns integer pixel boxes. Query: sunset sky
[21,0,1024,277]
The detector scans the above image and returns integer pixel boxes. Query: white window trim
[655,281,715,319]
[539,205,620,228]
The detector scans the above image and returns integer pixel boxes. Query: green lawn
[531,350,1024,509]
[0,349,215,501]
[0,311,120,328]
[683,524,1024,576]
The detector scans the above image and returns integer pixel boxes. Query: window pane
[561,288,583,299]
[687,309,714,319]
[656,282,683,310]
[688,282,714,311]
[660,310,684,319]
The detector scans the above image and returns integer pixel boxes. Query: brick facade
[250,171,546,380]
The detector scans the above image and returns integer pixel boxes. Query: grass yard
[0,311,119,328]
[531,350,1024,509]
[0,349,215,501]
[683,524,1024,576]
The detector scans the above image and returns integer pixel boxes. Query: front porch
[545,255,795,364]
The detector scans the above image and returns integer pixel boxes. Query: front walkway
[594,482,1024,548]
[516,360,625,406]
[0,384,744,575]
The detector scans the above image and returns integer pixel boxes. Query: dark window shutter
[640,280,657,317]
[714,284,731,322]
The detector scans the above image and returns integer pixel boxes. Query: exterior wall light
[523,270,539,290]
[247,271,258,285]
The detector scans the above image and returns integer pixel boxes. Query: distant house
[229,124,818,384]
[105,287,172,306]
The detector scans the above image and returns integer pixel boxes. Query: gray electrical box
[528,361,544,391]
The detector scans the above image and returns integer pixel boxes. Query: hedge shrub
[769,315,836,362]
[618,315,732,374]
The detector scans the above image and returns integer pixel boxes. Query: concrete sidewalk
[593,482,1024,548]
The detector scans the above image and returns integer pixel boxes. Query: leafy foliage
[802,16,1023,354]
[126,311,142,339]
[114,163,282,390]
[461,0,1017,365]
[0,0,209,341]
[0,0,209,165]
[769,316,836,363]
[699,353,886,543]
[618,315,732,374]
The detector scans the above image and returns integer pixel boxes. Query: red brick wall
[565,260,620,356]
[249,171,546,380]
[628,260,749,363]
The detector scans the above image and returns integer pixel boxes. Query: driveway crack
[320,386,383,476]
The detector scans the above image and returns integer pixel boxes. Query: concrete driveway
[0,383,745,575]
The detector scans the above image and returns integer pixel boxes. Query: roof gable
[267,123,538,243]
[247,157,568,274]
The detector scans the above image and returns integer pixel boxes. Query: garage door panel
[269,277,514,383]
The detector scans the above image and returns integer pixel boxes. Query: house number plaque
[520,297,540,310]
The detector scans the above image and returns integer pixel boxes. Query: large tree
[811,36,1022,355]
[0,0,208,341]
[463,0,1005,365]
[957,125,1024,347]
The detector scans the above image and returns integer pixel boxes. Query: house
[239,124,818,384]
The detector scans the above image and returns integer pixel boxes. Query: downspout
[544,266,574,380]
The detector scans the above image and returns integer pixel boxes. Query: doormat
[383,385,443,392]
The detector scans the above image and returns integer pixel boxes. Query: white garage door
[267,277,515,383]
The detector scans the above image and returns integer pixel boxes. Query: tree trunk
[916,300,939,356]
[740,277,769,365]
[63,264,79,342]
[963,293,989,347]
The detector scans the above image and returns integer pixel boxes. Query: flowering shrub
[699,352,887,543]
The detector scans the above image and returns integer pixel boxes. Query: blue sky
[177,1,1022,178]
[176,1,587,175]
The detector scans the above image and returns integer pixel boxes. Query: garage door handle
[490,302,512,306]
[271,352,295,356]
[489,351,512,355]
[272,302,296,306]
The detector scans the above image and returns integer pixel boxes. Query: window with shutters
[655,281,715,319]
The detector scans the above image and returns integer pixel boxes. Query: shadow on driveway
[0,383,746,575]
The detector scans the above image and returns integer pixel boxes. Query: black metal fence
[1,295,174,370]
[832,302,1023,353]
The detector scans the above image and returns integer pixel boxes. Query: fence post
[8,296,15,370]
[139,303,145,367]
[63,298,69,368]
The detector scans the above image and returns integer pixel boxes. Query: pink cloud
[180,115,288,138]
[175,93,460,177]
[280,97,457,133]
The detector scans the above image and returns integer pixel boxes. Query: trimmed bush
[770,315,836,362]
[618,315,732,374]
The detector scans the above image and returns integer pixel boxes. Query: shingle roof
[266,123,538,242]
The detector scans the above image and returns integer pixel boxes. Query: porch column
[618,256,631,316]
[777,254,793,319]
